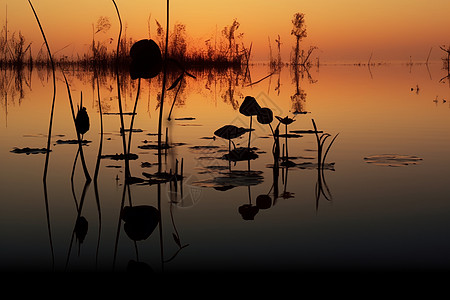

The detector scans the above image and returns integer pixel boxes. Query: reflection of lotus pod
[74,216,88,243]
[129,39,162,80]
[121,205,160,241]
[239,96,261,116]
[256,107,273,124]
[256,194,272,209]
[238,204,259,220]
[75,107,90,135]
[214,125,248,140]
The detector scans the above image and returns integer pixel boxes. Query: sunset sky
[2,0,450,63]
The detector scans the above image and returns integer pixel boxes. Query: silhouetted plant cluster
[1,12,251,73]
[290,12,317,68]
[440,45,450,82]
[0,28,33,69]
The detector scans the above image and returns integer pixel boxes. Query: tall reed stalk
[27,0,56,270]
[111,0,130,179]
[158,0,170,174]
[127,77,141,156]
[27,0,56,181]
[93,74,103,181]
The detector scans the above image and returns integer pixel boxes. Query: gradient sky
[2,0,450,63]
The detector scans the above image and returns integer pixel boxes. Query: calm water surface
[1,63,449,272]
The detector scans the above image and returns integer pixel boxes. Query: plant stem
[158,0,170,174]
[63,74,91,182]
[127,78,141,155]
[93,73,103,182]
[27,0,56,182]
[248,116,252,149]
[167,76,182,121]
[285,123,288,162]
[111,0,130,179]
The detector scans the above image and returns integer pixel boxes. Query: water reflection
[4,57,450,272]
[3,57,337,271]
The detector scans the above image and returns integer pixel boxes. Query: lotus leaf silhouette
[129,39,163,80]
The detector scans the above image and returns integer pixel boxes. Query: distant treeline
[0,17,252,72]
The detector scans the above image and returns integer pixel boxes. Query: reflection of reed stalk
[27,0,56,181]
[94,74,103,181]
[28,1,57,268]
[158,0,170,174]
[93,69,103,269]
[65,180,90,270]
[311,119,339,204]
[127,78,141,155]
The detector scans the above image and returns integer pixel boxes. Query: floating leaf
[56,139,91,145]
[100,153,139,160]
[214,125,249,140]
[10,147,49,155]
[364,154,423,167]
[223,147,259,161]
[175,117,195,120]
[192,170,264,189]
[290,130,323,134]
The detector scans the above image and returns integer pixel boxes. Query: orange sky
[2,0,450,63]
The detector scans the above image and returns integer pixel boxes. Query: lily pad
[10,147,49,155]
[290,130,323,134]
[192,170,264,189]
[175,117,196,120]
[364,154,423,167]
[214,125,249,140]
[223,147,259,161]
[56,139,91,145]
[100,153,139,160]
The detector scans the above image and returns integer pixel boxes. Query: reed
[157,0,170,174]
[311,118,339,204]
[1,14,251,72]
[93,73,103,181]
[111,0,131,179]
[26,0,56,182]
